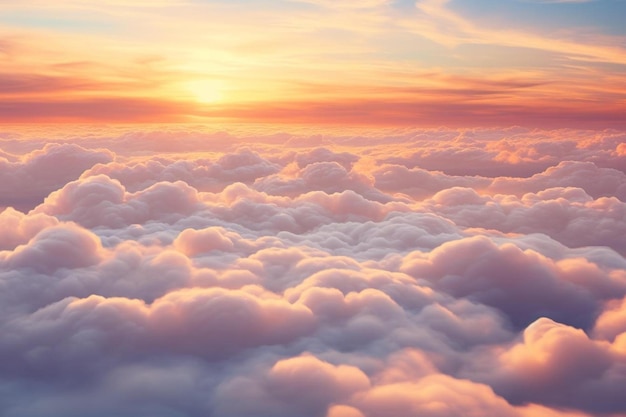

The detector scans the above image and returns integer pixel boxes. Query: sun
[186,80,225,104]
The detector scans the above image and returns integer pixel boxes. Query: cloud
[0,98,195,123]
[354,375,518,417]
[0,143,113,211]
[6,222,103,273]
[523,0,594,3]
[401,235,626,329]
[1,126,625,416]
[593,297,626,342]
[255,160,391,203]
[476,317,626,414]
[3,0,626,130]
[418,186,626,254]
[0,208,58,250]
[34,174,201,228]
[409,0,626,65]
[489,161,626,200]
[216,354,371,416]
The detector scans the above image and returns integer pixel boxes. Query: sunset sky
[2,0,626,126]
[2,2,626,417]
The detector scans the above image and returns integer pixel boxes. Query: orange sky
[2,0,626,127]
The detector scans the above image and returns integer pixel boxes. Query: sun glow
[186,80,225,104]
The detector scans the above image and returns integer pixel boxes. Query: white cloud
[0,126,624,416]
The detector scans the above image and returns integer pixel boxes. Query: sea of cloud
[0,125,625,417]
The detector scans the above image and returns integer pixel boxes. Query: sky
[1,0,626,127]
[2,2,626,417]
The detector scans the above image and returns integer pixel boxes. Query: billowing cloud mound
[0,143,114,211]
[1,126,625,417]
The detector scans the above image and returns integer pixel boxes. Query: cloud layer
[1,125,625,417]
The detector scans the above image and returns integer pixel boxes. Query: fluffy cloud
[33,174,201,229]
[401,236,626,329]
[82,148,280,193]
[0,207,58,250]
[489,161,626,201]
[473,318,626,414]
[0,143,113,210]
[1,125,625,417]
[419,186,626,254]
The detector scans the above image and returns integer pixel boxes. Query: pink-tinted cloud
[1,125,625,417]
[0,207,58,250]
[476,318,626,414]
[489,161,626,200]
[417,186,626,253]
[594,297,626,342]
[354,375,518,417]
[0,98,197,123]
[34,175,201,228]
[191,99,626,129]
[0,143,113,210]
[401,235,626,329]
[82,148,280,193]
[7,223,101,272]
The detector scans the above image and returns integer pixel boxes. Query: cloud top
[0,125,625,417]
